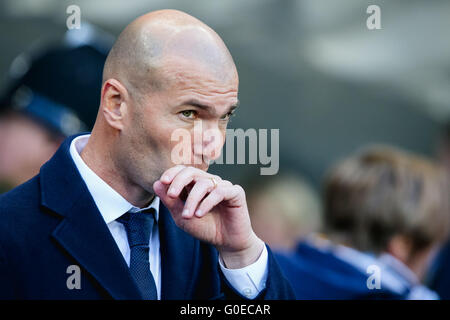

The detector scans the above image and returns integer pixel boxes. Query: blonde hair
[248,173,322,242]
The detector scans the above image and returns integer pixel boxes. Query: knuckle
[221,180,232,187]
[213,186,225,197]
[196,178,211,188]
[180,166,192,176]
[173,164,186,173]
[177,170,194,182]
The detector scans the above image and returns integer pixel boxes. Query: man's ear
[100,79,129,131]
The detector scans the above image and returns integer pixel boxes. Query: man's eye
[181,110,197,119]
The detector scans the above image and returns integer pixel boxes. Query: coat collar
[40,134,141,299]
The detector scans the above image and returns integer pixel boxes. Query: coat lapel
[40,135,141,300]
[158,203,199,299]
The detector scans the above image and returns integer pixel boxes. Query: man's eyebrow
[183,99,240,115]
[226,101,239,115]
[230,100,240,111]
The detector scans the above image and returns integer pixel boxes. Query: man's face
[119,58,239,192]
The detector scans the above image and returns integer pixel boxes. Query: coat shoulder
[0,175,41,212]
[0,176,43,238]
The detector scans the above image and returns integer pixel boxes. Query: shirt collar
[378,253,419,285]
[69,134,160,224]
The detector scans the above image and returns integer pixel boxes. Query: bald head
[85,10,239,207]
[103,9,237,98]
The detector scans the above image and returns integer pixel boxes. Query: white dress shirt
[69,134,268,299]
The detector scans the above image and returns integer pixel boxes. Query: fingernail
[162,175,170,183]
[169,188,176,197]
[195,210,202,217]
[182,209,190,218]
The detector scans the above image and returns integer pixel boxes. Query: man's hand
[153,165,264,269]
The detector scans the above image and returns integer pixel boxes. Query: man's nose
[193,122,224,162]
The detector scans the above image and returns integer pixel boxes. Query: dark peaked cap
[0,45,108,136]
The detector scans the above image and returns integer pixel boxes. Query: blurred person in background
[427,121,450,299]
[276,146,449,299]
[0,42,108,193]
[247,172,322,251]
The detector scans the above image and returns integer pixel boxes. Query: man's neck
[80,135,154,208]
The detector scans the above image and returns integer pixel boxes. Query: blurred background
[1,0,450,189]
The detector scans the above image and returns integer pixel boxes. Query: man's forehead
[173,85,239,112]
[168,70,239,114]
[160,52,238,81]
[159,57,238,94]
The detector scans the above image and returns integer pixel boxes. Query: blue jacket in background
[274,237,437,300]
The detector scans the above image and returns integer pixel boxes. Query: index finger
[159,165,186,184]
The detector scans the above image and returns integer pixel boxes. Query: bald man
[0,10,294,300]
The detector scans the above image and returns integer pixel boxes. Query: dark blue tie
[117,208,158,300]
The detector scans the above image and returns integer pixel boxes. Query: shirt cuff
[219,245,268,299]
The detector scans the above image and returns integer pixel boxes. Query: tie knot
[117,208,156,248]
